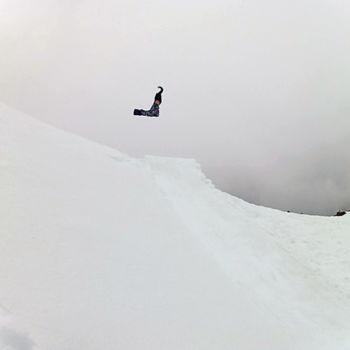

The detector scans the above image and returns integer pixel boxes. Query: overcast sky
[1,0,350,215]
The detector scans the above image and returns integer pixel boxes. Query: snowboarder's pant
[134,103,159,117]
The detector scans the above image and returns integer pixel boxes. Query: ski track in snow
[1,102,350,349]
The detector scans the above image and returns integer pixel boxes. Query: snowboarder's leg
[147,110,159,117]
[133,104,159,117]
[146,103,159,117]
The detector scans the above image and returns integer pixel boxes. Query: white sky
[1,0,350,215]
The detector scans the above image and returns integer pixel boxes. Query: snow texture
[1,102,350,349]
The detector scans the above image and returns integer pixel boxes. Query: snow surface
[1,102,350,350]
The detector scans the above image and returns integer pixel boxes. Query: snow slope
[1,102,350,350]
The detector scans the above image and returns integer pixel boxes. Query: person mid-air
[133,86,163,117]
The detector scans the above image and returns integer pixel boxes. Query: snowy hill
[1,102,350,350]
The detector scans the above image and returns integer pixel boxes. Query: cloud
[0,311,35,350]
[0,328,35,350]
[225,136,350,215]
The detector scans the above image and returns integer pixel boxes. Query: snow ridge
[147,156,350,347]
[1,103,350,350]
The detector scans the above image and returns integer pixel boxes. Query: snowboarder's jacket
[154,86,163,104]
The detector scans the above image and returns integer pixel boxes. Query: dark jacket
[154,86,164,104]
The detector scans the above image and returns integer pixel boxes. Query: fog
[1,0,349,215]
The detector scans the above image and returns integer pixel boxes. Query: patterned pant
[134,103,159,117]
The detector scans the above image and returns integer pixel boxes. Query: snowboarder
[134,86,163,117]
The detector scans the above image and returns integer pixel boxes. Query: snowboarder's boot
[133,109,141,116]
